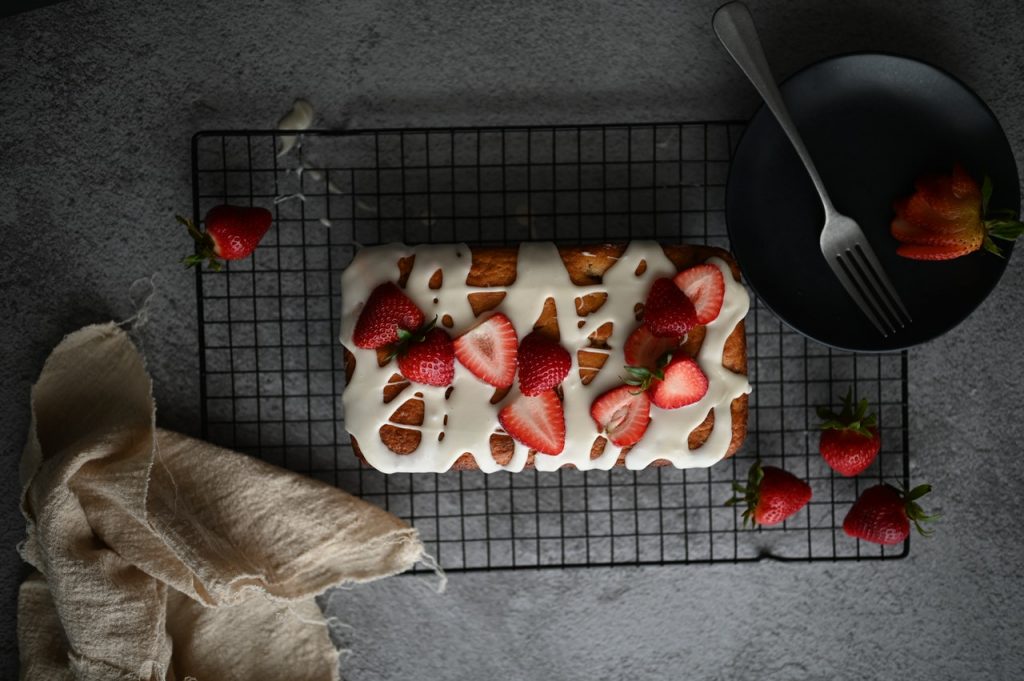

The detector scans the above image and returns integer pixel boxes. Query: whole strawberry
[818,389,881,477]
[644,277,697,337]
[180,204,273,271]
[517,331,571,396]
[353,282,426,349]
[843,483,935,545]
[727,461,812,527]
[396,326,455,387]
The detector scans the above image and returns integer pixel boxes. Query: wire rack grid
[192,123,911,571]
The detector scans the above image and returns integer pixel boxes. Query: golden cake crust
[344,243,748,471]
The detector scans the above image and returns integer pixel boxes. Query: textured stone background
[2,0,1022,678]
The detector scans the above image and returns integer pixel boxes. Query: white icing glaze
[339,242,751,474]
[276,98,315,157]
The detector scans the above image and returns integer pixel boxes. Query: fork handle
[713,2,836,216]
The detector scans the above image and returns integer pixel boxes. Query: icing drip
[340,242,751,474]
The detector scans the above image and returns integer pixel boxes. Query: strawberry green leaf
[906,483,932,501]
[987,219,1024,242]
[982,235,1005,257]
[981,175,993,214]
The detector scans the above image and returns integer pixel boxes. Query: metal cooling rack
[192,123,911,569]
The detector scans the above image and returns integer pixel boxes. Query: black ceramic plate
[726,53,1019,352]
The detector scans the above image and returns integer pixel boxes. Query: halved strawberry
[890,217,969,246]
[454,313,518,388]
[648,355,708,409]
[624,325,679,370]
[590,385,651,447]
[644,277,697,337]
[498,389,565,455]
[673,264,725,325]
[352,282,426,349]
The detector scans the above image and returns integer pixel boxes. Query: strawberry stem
[896,482,939,537]
[385,316,439,361]
[725,460,764,527]
[818,387,876,438]
[178,214,222,271]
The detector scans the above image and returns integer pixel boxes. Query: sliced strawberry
[623,325,679,370]
[590,386,651,447]
[498,389,565,455]
[454,313,518,388]
[353,282,426,349]
[673,264,726,325]
[644,277,697,338]
[648,355,708,409]
[897,195,959,230]
[950,163,980,200]
[896,242,978,261]
[890,218,969,246]
[517,331,571,396]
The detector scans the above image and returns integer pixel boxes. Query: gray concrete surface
[2,0,1023,678]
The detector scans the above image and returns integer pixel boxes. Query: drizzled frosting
[340,242,750,473]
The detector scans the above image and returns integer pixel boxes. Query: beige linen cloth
[18,322,430,680]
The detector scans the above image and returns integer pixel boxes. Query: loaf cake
[340,241,750,474]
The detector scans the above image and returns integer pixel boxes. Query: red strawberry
[644,277,697,337]
[728,461,812,527]
[895,241,979,261]
[890,217,970,246]
[180,204,273,271]
[891,163,1024,259]
[590,386,651,447]
[352,282,426,349]
[624,325,679,370]
[673,264,725,325]
[397,327,454,386]
[453,313,518,388]
[817,389,882,477]
[646,355,708,409]
[517,331,571,396]
[843,483,935,545]
[498,389,565,455]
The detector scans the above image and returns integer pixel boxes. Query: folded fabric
[18,323,427,680]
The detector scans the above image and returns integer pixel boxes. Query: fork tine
[827,254,893,336]
[852,242,912,324]
[845,247,905,331]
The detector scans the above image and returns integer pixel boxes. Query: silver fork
[712,2,912,336]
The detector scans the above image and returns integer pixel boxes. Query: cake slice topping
[591,385,651,447]
[674,264,726,325]
[623,324,680,370]
[644,277,697,337]
[646,355,709,409]
[517,331,571,396]
[353,282,426,349]
[498,390,566,455]
[395,326,455,387]
[453,313,518,388]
